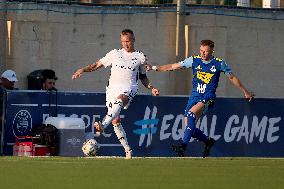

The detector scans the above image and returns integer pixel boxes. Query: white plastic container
[45,117,85,129]
[45,117,85,157]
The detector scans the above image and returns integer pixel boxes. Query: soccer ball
[82,139,99,156]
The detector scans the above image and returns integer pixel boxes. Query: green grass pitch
[0,156,283,189]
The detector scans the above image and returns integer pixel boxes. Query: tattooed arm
[72,61,104,80]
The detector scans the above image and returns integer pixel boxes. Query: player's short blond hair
[121,29,135,41]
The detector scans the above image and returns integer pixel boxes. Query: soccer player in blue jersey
[147,40,254,158]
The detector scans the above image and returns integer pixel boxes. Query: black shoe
[202,138,216,158]
[172,144,185,157]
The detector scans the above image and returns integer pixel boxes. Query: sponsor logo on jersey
[210,65,216,72]
[197,71,214,84]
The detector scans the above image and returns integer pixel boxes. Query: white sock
[102,99,123,127]
[113,123,131,152]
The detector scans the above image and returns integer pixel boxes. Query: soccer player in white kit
[72,29,159,159]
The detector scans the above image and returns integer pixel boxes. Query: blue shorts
[184,94,215,116]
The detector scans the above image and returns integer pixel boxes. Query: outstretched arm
[72,61,104,80]
[227,74,254,101]
[139,74,159,96]
[147,63,182,72]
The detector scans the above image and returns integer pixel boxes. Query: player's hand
[145,64,153,71]
[72,69,84,80]
[151,87,160,96]
[244,91,255,102]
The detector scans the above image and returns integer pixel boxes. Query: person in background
[0,69,18,90]
[41,69,58,91]
[0,69,18,135]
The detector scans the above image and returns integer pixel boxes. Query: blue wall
[2,90,284,157]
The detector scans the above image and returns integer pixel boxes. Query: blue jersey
[179,55,232,99]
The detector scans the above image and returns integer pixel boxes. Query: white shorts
[106,85,138,110]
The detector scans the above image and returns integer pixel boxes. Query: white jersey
[99,48,147,88]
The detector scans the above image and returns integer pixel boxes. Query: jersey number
[197,83,206,94]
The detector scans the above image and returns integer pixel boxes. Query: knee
[117,95,129,106]
[186,111,196,119]
[112,117,121,125]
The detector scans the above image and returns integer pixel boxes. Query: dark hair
[200,40,214,48]
[121,29,134,36]
[41,69,57,82]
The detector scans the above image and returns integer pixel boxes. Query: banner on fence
[2,90,283,157]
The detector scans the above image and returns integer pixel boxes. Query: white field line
[3,156,284,161]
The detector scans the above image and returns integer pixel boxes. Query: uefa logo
[12,110,32,137]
